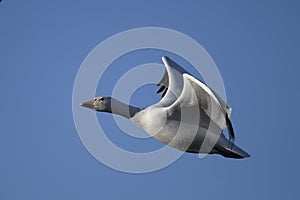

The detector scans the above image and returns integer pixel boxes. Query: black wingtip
[156,85,166,94]
[162,88,168,97]
[225,113,235,143]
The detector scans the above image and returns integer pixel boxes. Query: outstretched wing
[156,56,188,107]
[181,74,228,129]
[157,56,234,141]
[156,56,187,97]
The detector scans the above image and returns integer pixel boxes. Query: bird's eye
[99,97,104,101]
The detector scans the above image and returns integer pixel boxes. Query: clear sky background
[1,0,299,199]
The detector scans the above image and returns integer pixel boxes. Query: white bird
[80,56,250,158]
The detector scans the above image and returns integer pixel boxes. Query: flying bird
[81,56,250,158]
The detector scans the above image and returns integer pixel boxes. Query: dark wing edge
[156,68,169,98]
[225,113,235,143]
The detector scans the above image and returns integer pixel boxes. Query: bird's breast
[131,107,167,137]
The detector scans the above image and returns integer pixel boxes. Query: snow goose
[80,56,250,158]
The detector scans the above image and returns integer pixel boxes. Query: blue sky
[1,0,299,199]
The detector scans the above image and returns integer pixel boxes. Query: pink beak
[80,99,96,109]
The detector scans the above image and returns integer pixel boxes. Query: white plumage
[81,56,250,158]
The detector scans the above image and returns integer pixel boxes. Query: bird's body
[81,56,250,158]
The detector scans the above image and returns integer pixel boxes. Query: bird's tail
[215,137,250,159]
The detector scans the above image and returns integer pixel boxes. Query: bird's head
[80,96,112,112]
